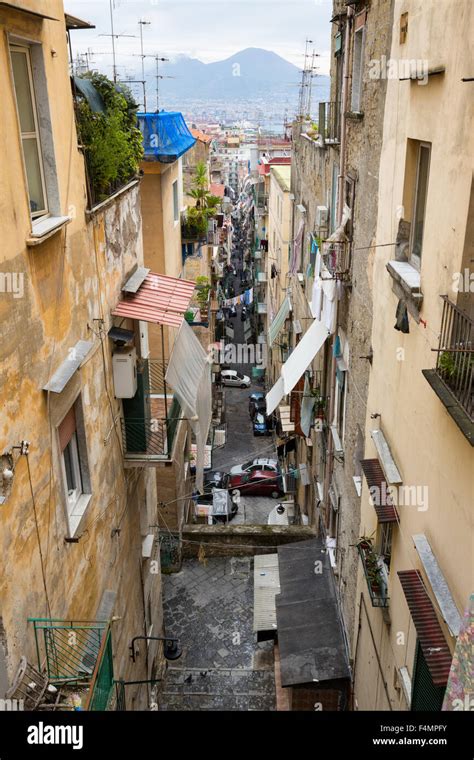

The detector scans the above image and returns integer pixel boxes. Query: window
[351,27,365,112]
[58,400,91,536]
[377,522,393,569]
[410,143,431,266]
[172,179,179,223]
[10,45,48,218]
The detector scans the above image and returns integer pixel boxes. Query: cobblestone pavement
[159,556,276,711]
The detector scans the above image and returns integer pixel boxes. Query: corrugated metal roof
[253,554,280,633]
[112,272,195,327]
[360,458,399,523]
[398,570,452,687]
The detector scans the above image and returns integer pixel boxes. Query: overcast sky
[65,0,332,76]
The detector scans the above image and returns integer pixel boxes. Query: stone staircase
[158,666,276,711]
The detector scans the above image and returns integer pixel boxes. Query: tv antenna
[99,0,137,82]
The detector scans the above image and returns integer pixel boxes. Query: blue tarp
[137,112,196,163]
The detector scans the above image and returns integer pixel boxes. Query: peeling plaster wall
[288,0,395,652]
[0,2,161,707]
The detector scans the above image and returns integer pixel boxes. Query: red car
[229,470,284,498]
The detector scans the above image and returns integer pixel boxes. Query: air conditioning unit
[112,347,137,398]
[316,205,329,228]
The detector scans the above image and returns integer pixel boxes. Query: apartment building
[353,0,473,711]
[0,1,164,710]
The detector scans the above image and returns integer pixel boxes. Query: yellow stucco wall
[353,0,473,710]
[0,2,161,705]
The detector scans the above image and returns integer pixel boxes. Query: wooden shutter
[58,406,76,451]
[411,640,446,711]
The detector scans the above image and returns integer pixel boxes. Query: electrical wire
[26,454,53,620]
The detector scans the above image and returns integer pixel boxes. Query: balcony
[318,101,341,145]
[257,271,267,283]
[28,618,114,711]
[121,397,183,463]
[356,539,390,608]
[257,301,267,315]
[422,296,473,444]
[74,74,142,209]
[321,239,351,279]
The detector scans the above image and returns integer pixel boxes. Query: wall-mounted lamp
[129,635,182,663]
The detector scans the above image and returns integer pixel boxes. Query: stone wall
[181,525,316,558]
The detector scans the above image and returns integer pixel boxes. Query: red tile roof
[360,459,399,522]
[398,570,452,686]
[190,128,212,144]
[112,272,195,327]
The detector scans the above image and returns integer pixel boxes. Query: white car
[230,457,279,477]
[220,369,251,388]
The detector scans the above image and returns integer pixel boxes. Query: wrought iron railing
[147,358,169,395]
[28,618,113,705]
[318,101,341,144]
[121,409,183,460]
[321,239,351,278]
[433,296,473,419]
[356,540,390,608]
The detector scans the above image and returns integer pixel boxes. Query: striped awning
[268,295,291,347]
[360,458,399,523]
[112,272,195,328]
[398,570,452,686]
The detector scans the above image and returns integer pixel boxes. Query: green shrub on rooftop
[75,72,144,203]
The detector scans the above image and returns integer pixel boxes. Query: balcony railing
[356,540,390,608]
[318,101,341,144]
[434,296,473,417]
[28,618,114,710]
[321,239,351,278]
[121,411,183,461]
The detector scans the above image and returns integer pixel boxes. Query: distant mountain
[145,47,329,104]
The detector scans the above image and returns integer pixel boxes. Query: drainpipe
[322,5,354,535]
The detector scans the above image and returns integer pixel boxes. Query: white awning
[266,377,285,416]
[165,320,212,492]
[268,295,291,348]
[266,318,329,414]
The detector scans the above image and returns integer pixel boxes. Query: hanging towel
[394,299,409,333]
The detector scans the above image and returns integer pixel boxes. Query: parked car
[230,457,279,477]
[203,471,229,492]
[248,392,265,420]
[221,369,251,388]
[253,412,272,436]
[194,489,238,524]
[229,470,284,498]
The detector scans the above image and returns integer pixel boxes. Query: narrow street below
[160,557,275,711]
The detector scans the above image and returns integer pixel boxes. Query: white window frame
[351,26,365,113]
[409,142,431,269]
[61,432,83,508]
[57,399,92,538]
[10,44,48,219]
